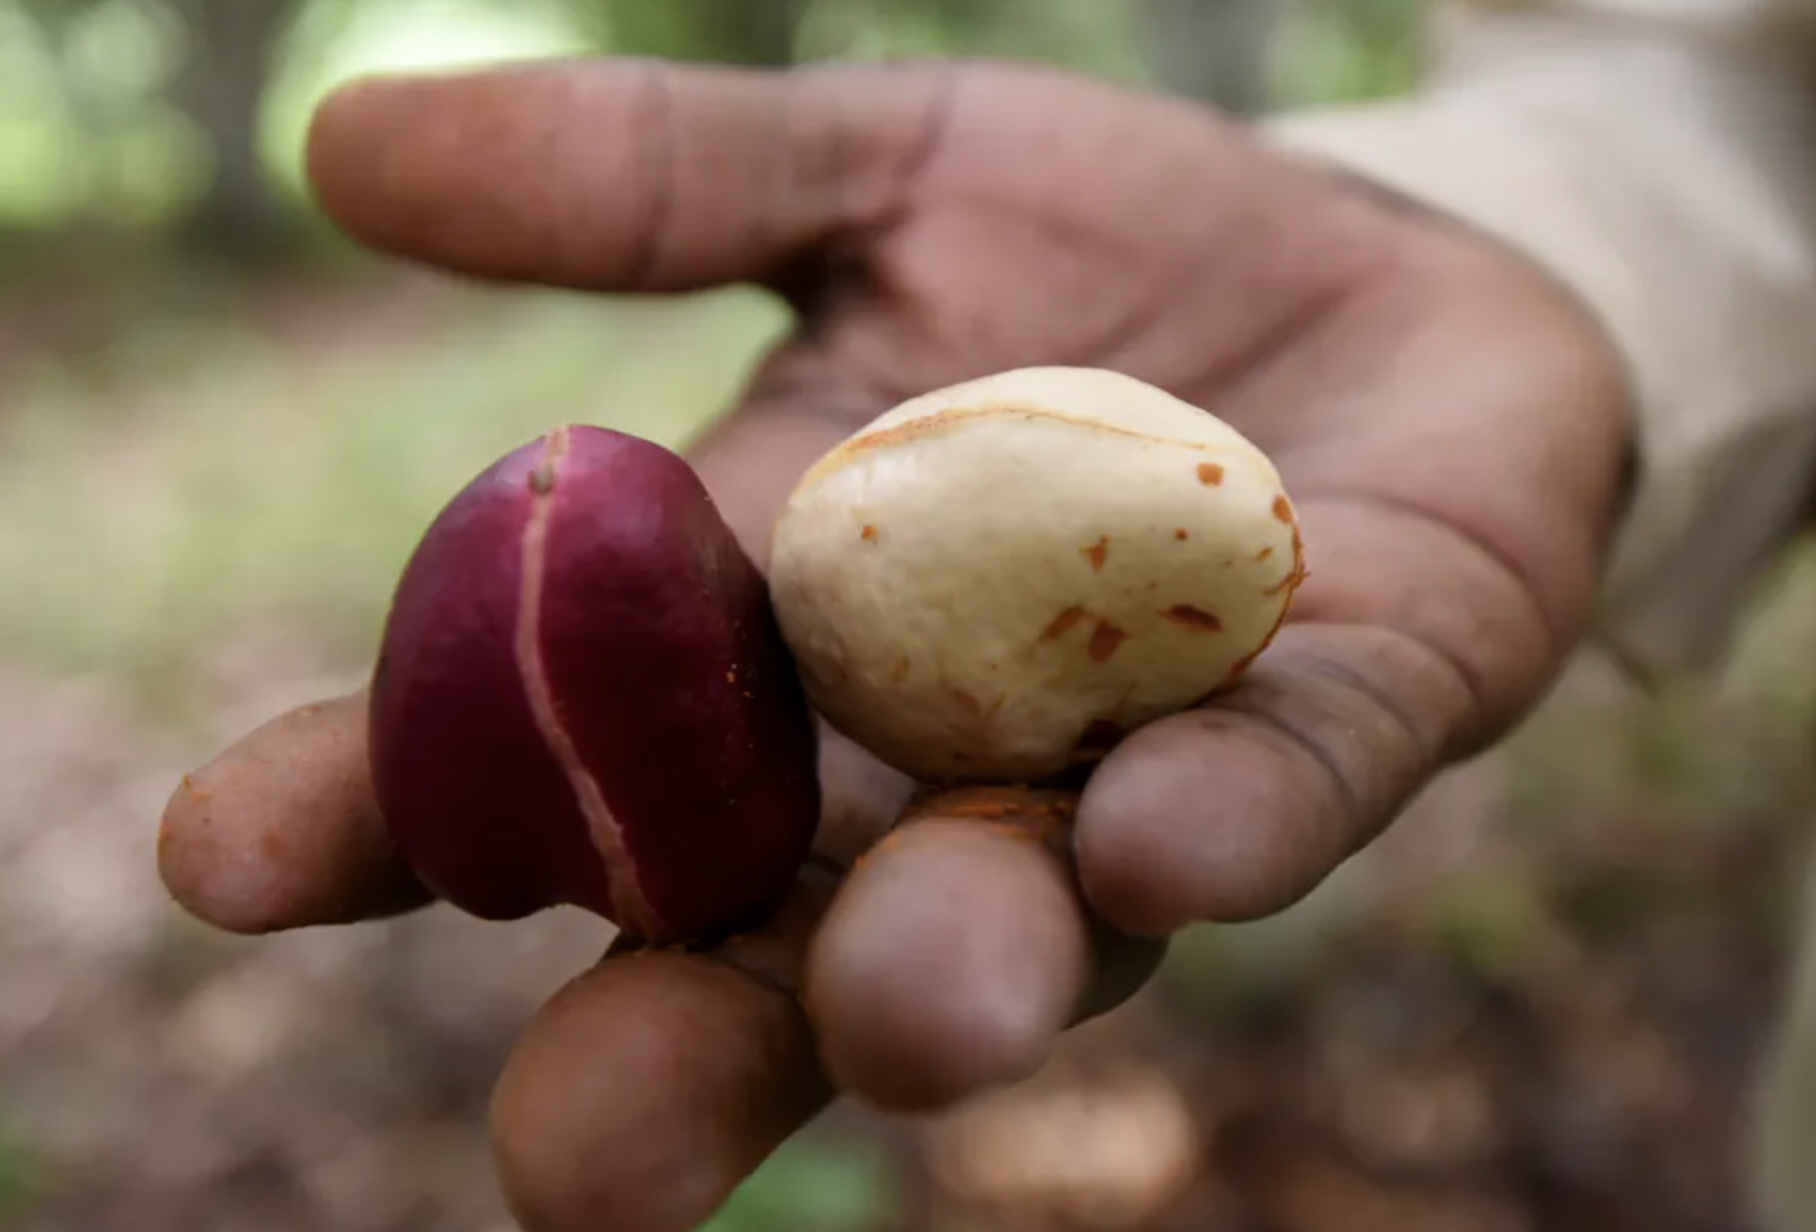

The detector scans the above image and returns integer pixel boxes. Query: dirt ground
[0,626,1803,1232]
[0,274,1810,1232]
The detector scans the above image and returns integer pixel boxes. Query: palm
[164,58,1631,1232]
[742,65,1620,918]
[752,67,1399,418]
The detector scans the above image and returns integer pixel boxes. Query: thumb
[304,57,953,292]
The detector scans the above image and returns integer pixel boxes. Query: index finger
[492,869,837,1232]
[157,690,434,933]
[305,57,954,292]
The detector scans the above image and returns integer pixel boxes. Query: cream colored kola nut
[767,366,1306,785]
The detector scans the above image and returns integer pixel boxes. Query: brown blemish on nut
[1041,606,1089,641]
[1197,462,1224,486]
[1256,546,1273,561]
[1263,565,1305,597]
[1161,605,1223,632]
[806,404,1213,485]
[1086,621,1127,663]
[1272,495,1293,522]
[1174,529,1189,541]
[1081,536,1109,571]
[860,524,877,541]
[1216,507,1306,690]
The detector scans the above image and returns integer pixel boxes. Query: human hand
[158,57,1632,1232]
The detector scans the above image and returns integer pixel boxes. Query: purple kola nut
[368,424,822,946]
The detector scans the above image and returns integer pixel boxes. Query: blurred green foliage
[0,0,1431,716]
[0,287,786,721]
[0,0,1427,264]
[0,1118,44,1221]
[697,1132,897,1232]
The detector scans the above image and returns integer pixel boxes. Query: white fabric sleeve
[1263,0,1816,673]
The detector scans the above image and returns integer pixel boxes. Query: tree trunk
[165,0,300,267]
[1133,0,1282,115]
[607,0,808,66]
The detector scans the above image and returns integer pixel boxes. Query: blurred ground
[0,264,1813,1232]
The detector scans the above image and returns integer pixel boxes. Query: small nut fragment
[768,367,1304,784]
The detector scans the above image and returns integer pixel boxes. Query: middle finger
[804,787,1168,1113]
[491,867,838,1232]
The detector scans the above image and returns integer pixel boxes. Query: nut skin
[369,424,821,946]
[768,366,1305,785]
